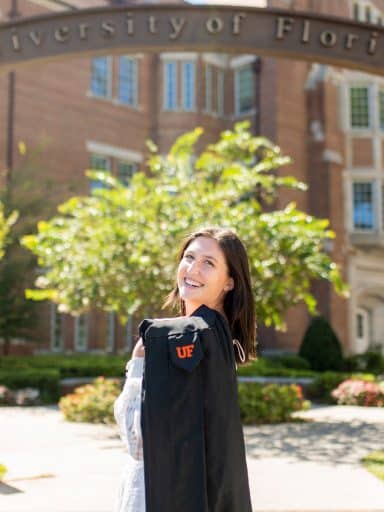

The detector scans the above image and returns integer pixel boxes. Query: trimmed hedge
[0,368,60,403]
[299,316,344,371]
[237,357,315,378]
[344,350,384,374]
[0,354,127,378]
[1,354,379,406]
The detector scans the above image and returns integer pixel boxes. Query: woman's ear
[225,278,234,291]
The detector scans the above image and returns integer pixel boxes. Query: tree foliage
[0,141,67,354]
[0,202,18,260]
[22,122,349,328]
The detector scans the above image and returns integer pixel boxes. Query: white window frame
[163,60,178,111]
[74,314,89,352]
[217,68,225,117]
[117,160,137,186]
[355,307,370,353]
[351,1,383,24]
[348,84,372,131]
[378,88,384,131]
[205,63,212,113]
[89,56,112,99]
[234,62,255,117]
[117,56,139,107]
[86,141,143,165]
[50,303,64,352]
[89,153,112,193]
[182,60,196,111]
[351,180,377,232]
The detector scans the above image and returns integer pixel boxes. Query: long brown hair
[162,226,257,364]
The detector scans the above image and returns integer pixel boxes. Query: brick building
[0,0,383,358]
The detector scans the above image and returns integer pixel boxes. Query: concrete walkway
[0,404,384,512]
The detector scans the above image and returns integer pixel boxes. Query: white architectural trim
[86,141,143,163]
[310,120,324,142]
[323,149,343,164]
[160,52,198,61]
[189,0,266,5]
[230,54,257,69]
[27,0,67,11]
[351,0,383,23]
[202,53,229,69]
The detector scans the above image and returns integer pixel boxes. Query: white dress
[113,356,146,512]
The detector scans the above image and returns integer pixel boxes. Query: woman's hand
[132,336,145,358]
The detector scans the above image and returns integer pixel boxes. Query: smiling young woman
[163,225,257,364]
[114,225,257,512]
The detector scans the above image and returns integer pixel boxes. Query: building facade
[0,0,384,357]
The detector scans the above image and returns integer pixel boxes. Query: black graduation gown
[139,303,253,512]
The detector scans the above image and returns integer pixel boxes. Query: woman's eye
[185,254,193,260]
[206,260,214,267]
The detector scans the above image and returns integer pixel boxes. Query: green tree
[22,122,349,331]
[0,142,69,355]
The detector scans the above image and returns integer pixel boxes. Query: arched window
[355,308,370,353]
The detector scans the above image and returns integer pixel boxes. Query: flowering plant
[58,376,121,423]
[331,379,384,407]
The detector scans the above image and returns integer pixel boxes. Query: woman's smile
[184,277,204,288]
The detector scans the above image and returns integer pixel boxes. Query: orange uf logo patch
[176,344,194,359]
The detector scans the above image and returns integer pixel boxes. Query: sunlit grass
[361,451,384,481]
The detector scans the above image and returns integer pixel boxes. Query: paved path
[0,404,384,512]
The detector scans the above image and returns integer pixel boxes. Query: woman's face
[177,236,234,316]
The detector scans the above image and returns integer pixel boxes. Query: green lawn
[362,451,384,481]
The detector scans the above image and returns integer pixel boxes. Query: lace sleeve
[114,356,144,460]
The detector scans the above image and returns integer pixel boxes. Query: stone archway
[0,5,383,73]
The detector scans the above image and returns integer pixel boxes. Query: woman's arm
[132,336,145,358]
[113,340,145,459]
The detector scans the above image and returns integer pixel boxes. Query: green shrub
[344,350,384,373]
[237,382,310,424]
[58,376,121,423]
[0,368,60,403]
[237,357,315,378]
[0,354,128,378]
[299,316,344,371]
[265,353,311,370]
[307,371,349,403]
[307,371,378,403]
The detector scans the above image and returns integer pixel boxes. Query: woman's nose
[187,259,200,273]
